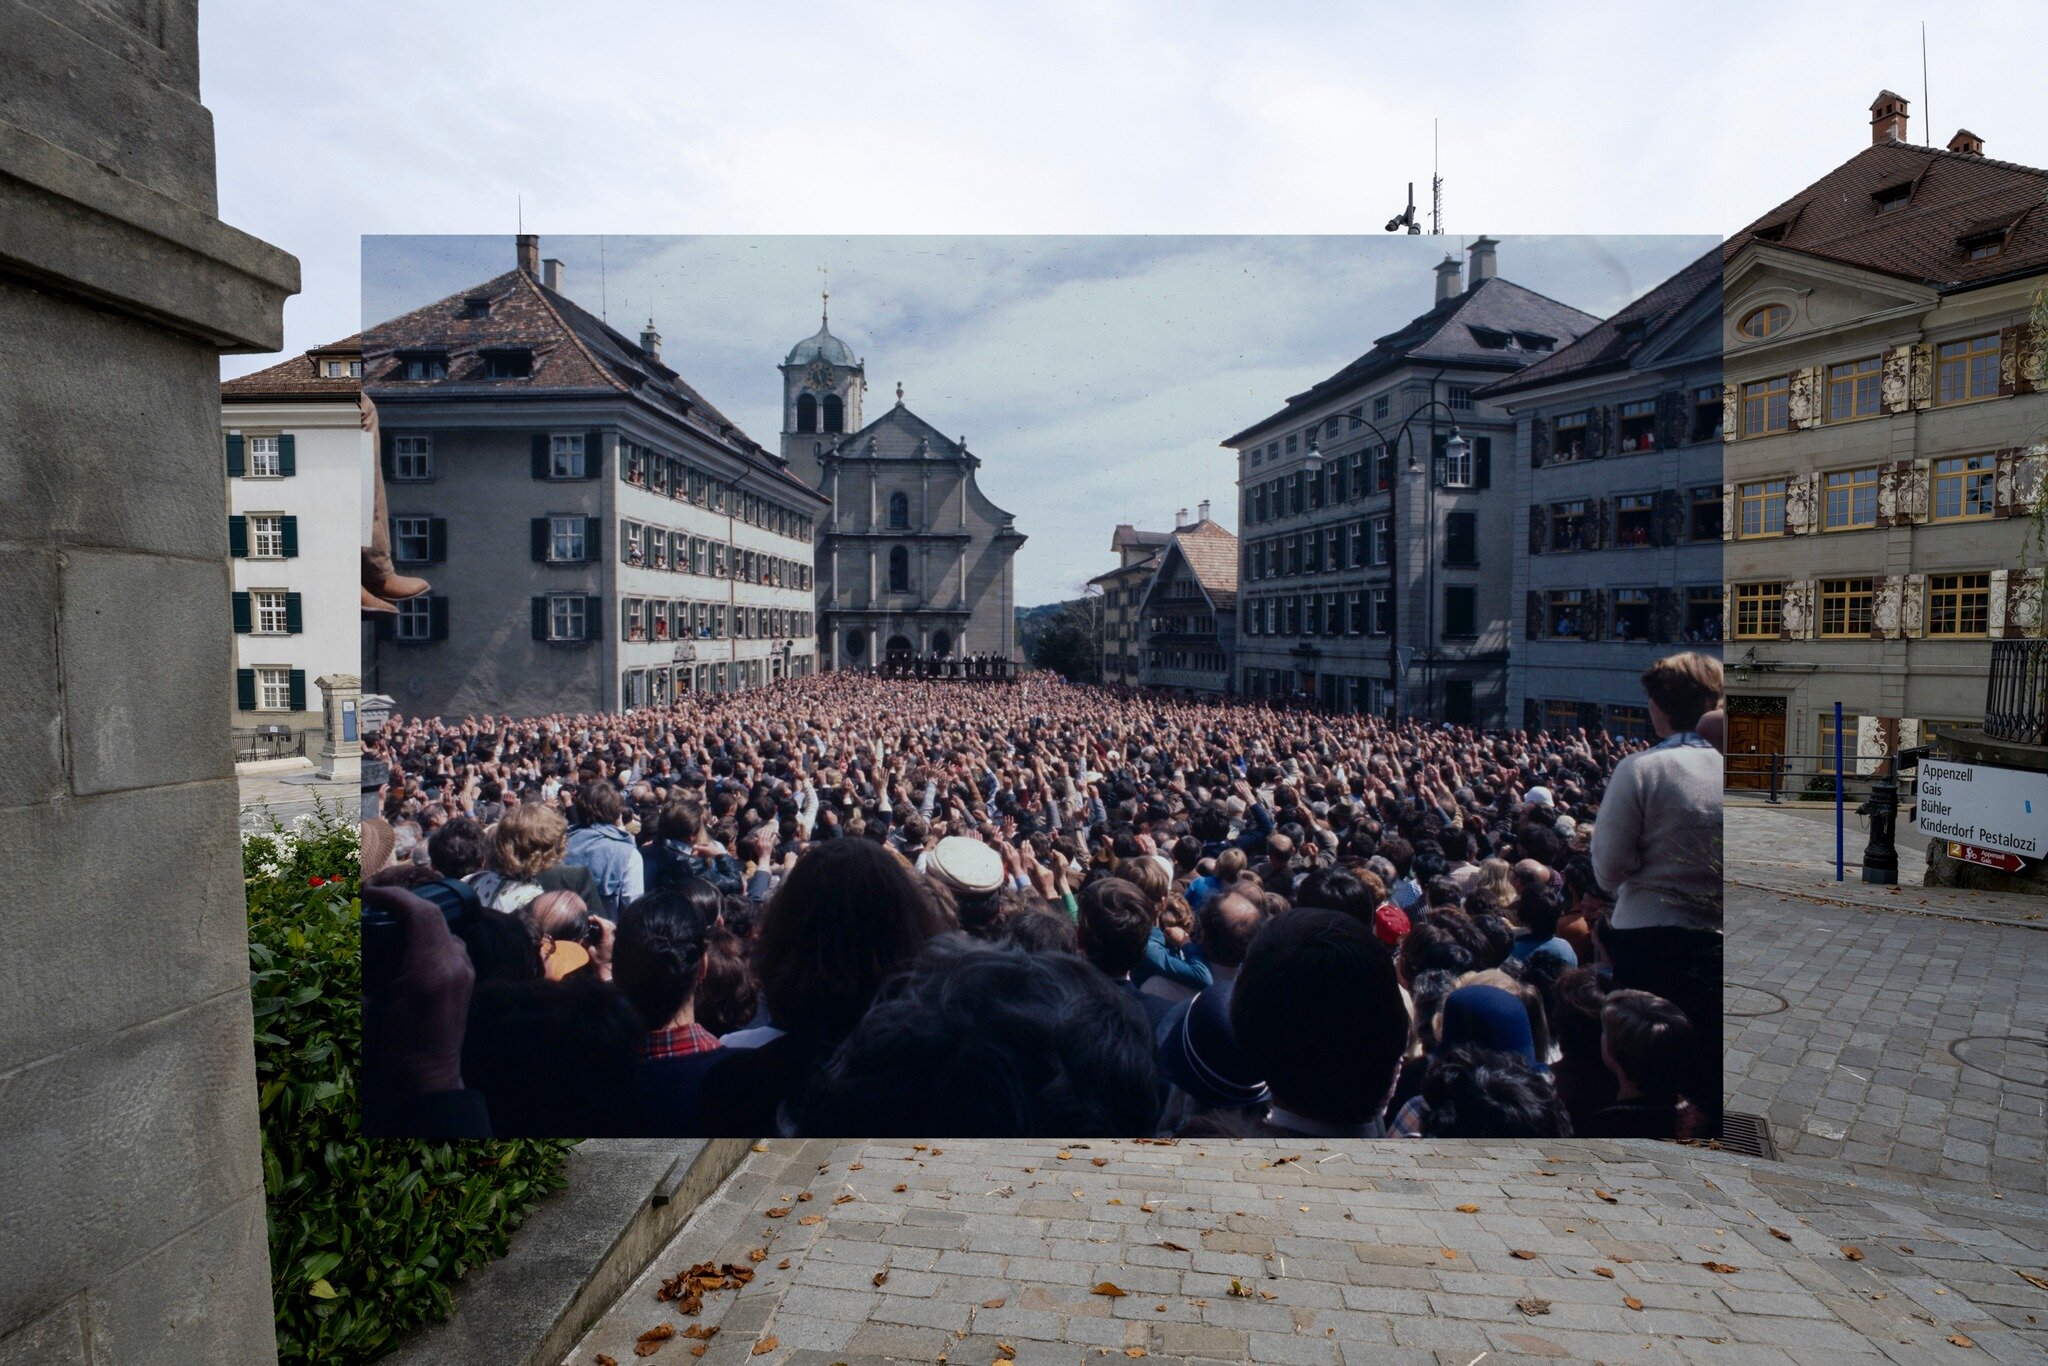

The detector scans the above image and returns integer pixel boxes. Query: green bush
[247,803,576,1364]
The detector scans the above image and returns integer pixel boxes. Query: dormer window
[1959,229,2007,261]
[1512,332,1556,352]
[463,294,493,319]
[482,348,533,379]
[320,358,362,378]
[1871,181,1913,213]
[396,350,449,380]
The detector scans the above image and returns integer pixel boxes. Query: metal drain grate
[1717,1111,1779,1160]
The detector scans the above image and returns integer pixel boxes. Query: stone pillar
[0,3,298,1362]
[313,674,363,782]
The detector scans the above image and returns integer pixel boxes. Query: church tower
[778,289,864,488]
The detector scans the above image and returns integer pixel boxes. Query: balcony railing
[1985,638,2048,745]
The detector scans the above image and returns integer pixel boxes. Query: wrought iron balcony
[1985,639,2048,745]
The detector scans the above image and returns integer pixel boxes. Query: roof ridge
[514,270,629,395]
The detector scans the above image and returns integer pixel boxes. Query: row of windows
[1735,333,2002,438]
[621,599,813,644]
[621,654,814,707]
[1734,454,1996,537]
[620,519,814,589]
[1242,436,1491,526]
[1244,588,1395,639]
[1534,700,1653,742]
[1244,395,1405,468]
[1535,588,1722,643]
[1731,574,1994,639]
[1241,671,1403,715]
[1541,389,1723,465]
[1148,649,1228,673]
[1246,511,1481,580]
[1536,489,1719,551]
[1145,611,1216,636]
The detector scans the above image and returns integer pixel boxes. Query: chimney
[542,257,564,291]
[1434,253,1463,304]
[1175,507,1188,528]
[1870,89,1909,145]
[1466,235,1499,284]
[639,317,662,362]
[1947,128,1984,156]
[516,233,541,276]
[1197,499,1211,523]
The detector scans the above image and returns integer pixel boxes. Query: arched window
[795,392,817,433]
[822,393,844,433]
[844,630,866,659]
[888,491,910,528]
[931,629,951,658]
[888,545,910,592]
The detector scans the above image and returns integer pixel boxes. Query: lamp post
[1305,400,1467,719]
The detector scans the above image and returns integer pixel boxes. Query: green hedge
[246,804,576,1364]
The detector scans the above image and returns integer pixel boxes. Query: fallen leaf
[636,1324,675,1347]
[599,1356,619,1366]
[1516,1296,1552,1316]
[848,1162,863,1170]
[1703,1262,1740,1275]
[1593,1267,1615,1279]
[1298,1205,1311,1213]
[1510,1249,1538,1260]
[894,1184,908,1193]
[873,1271,889,1286]
[1441,1249,1458,1260]
[833,1194,856,1205]
[1158,1240,1189,1252]
[747,1248,767,1263]
[777,1258,790,1269]
[1455,1204,1480,1214]
[1154,1303,1166,1312]
[798,1214,823,1226]
[1106,1198,1123,1206]
[1594,1190,1618,1204]
[1092,1281,1127,1297]
[1623,1295,1643,1311]
[795,1192,814,1202]
[765,1207,791,1218]
[1768,1228,1792,1241]
[931,1147,943,1155]
[1227,1278,1253,1298]
[749,1336,778,1356]
[1899,1246,1914,1255]
[1259,1290,1277,1301]
[688,1349,706,1360]
[2018,1271,2048,1291]
[995,1344,1016,1361]
[1949,1333,1975,1348]
[682,1325,719,1341]
[1124,1350,1148,1359]
[982,1297,1006,1308]
[1091,1157,1109,1167]
[1057,1151,1073,1160]
[1138,1203,1156,1213]
[1842,1246,1865,1262]
[751,1143,768,1152]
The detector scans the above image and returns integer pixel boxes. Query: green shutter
[532,518,549,562]
[430,596,449,640]
[288,669,307,712]
[226,433,245,477]
[427,517,446,563]
[380,431,396,479]
[232,591,252,633]
[277,434,296,476]
[584,516,601,563]
[228,515,248,557]
[284,592,304,634]
[280,516,298,557]
[584,594,602,641]
[586,430,604,479]
[532,596,549,640]
[236,668,257,710]
[532,434,550,479]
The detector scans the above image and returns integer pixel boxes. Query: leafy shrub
[247,803,575,1363]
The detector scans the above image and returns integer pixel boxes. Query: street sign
[1946,842,2028,874]
[1914,758,2048,859]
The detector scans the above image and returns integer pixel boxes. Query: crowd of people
[359,653,1724,1141]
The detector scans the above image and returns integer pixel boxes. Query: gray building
[1088,521,1171,686]
[1137,510,1239,694]
[1225,240,1599,723]
[1477,247,1724,740]
[2,0,298,1359]
[778,309,1026,667]
[1718,95,2047,786]
[368,236,828,718]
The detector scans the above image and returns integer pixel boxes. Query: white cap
[1525,786,1555,808]
[926,835,1004,895]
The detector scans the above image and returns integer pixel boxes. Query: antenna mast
[600,236,607,322]
[1431,118,1443,235]
[1920,21,1930,146]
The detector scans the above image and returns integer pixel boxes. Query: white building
[220,336,368,757]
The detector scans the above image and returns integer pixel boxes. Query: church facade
[778,308,1026,668]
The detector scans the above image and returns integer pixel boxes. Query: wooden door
[1727,712,1785,790]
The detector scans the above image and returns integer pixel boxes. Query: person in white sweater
[1590,651,1724,1130]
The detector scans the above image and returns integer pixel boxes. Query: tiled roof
[1111,524,1171,553]
[1478,247,1722,398]
[1168,518,1239,610]
[363,263,817,496]
[1724,141,2048,290]
[220,334,363,402]
[1223,275,1602,447]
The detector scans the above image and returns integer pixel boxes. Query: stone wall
[0,1,298,1361]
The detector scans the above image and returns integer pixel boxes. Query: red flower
[308,876,325,887]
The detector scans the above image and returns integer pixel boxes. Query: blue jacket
[565,823,644,917]
[1134,926,1212,993]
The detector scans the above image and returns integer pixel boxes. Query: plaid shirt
[639,1023,721,1062]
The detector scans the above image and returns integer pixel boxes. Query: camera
[361,876,479,994]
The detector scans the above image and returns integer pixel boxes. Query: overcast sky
[210,1,2048,602]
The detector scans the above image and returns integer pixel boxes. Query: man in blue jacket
[564,778,645,918]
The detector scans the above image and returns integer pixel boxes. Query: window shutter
[532,517,548,562]
[1720,383,1739,439]
[1781,581,1813,640]
[1474,437,1491,489]
[532,434,550,479]
[584,516,602,563]
[1999,325,2023,397]
[373,610,395,641]
[236,668,256,711]
[1525,590,1544,640]
[284,592,303,634]
[1721,484,1736,542]
[1901,573,1925,638]
[1989,568,2011,638]
[584,594,603,641]
[1784,474,1816,535]
[1880,345,1912,413]
[277,433,296,476]
[1586,589,1608,640]
[1592,496,1610,548]
[428,517,447,563]
[1586,406,1611,459]
[231,591,251,633]
[228,515,247,557]
[288,669,307,712]
[586,430,604,479]
[1909,343,1934,410]
[430,595,450,641]
[280,515,298,557]
[532,596,549,641]
[1871,576,1897,640]
[1651,587,1678,644]
[1529,419,1549,468]
[1788,367,1818,429]
[225,433,245,477]
[1522,697,1539,732]
[1655,389,1685,451]
[2011,569,2046,638]
[380,430,396,479]
[1527,505,1548,555]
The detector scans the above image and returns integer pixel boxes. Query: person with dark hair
[1415,1044,1572,1139]
[695,838,949,1135]
[789,936,1162,1137]
[644,801,746,899]
[1593,989,1699,1138]
[694,928,760,1038]
[428,815,489,880]
[1547,967,1617,1135]
[461,973,645,1137]
[1293,866,1374,926]
[1228,909,1409,1137]
[1395,920,1473,985]
[611,884,723,1133]
[1078,877,1178,1030]
[455,906,544,985]
[1386,967,1460,1117]
[565,778,645,917]
[1000,903,1081,956]
[1509,886,1578,966]
[1391,982,1545,1135]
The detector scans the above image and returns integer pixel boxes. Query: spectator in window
[564,779,645,918]
[1591,651,1723,1132]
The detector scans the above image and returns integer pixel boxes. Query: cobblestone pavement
[1724,881,2048,1205]
[235,767,355,832]
[566,1139,2048,1366]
